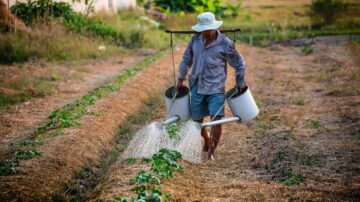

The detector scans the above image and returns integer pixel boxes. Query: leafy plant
[154,0,228,16]
[309,0,349,26]
[291,97,306,106]
[227,3,241,17]
[151,148,182,178]
[281,170,303,186]
[117,149,182,201]
[15,149,41,160]
[301,44,313,55]
[125,157,137,164]
[0,159,18,176]
[165,122,180,138]
[305,119,322,128]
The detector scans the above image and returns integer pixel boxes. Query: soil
[86,43,360,201]
[1,41,359,201]
[0,46,184,200]
[0,54,145,144]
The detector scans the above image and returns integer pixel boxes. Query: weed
[141,158,152,164]
[301,44,313,55]
[0,159,18,176]
[291,97,306,105]
[305,119,322,128]
[125,157,137,164]
[281,170,303,186]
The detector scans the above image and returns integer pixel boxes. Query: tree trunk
[0,0,30,33]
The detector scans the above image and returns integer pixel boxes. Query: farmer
[176,12,247,160]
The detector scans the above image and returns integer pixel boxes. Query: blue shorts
[190,83,225,121]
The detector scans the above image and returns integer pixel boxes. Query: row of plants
[0,140,42,176]
[139,0,241,17]
[34,50,166,140]
[0,50,166,176]
[115,148,183,202]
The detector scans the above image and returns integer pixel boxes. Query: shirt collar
[200,30,224,49]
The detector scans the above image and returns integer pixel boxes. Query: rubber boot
[201,128,210,152]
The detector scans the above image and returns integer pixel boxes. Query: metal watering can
[162,86,259,127]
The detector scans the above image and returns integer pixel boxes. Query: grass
[0,22,126,64]
[0,79,53,108]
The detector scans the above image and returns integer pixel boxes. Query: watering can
[163,86,191,125]
[162,86,259,127]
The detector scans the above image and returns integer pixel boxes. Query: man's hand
[176,79,185,90]
[237,86,247,95]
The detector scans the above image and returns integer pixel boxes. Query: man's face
[202,29,214,39]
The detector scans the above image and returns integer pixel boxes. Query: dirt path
[0,54,146,144]
[88,43,360,201]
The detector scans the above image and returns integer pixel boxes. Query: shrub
[309,0,349,26]
[154,0,227,16]
[0,38,35,64]
[10,0,129,47]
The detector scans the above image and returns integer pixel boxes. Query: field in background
[1,0,359,109]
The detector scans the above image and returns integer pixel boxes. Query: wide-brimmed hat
[192,12,223,32]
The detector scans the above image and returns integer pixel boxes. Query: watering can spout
[201,117,241,128]
[162,116,180,126]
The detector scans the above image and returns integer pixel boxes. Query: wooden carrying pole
[165,28,241,34]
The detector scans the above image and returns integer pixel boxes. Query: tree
[309,0,349,26]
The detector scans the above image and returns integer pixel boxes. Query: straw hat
[192,12,223,32]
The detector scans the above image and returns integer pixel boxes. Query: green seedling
[305,119,322,128]
[0,159,18,176]
[15,150,41,160]
[281,170,303,186]
[125,157,137,164]
[301,44,313,55]
[117,149,182,201]
[291,97,306,106]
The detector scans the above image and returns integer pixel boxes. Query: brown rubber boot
[201,128,211,152]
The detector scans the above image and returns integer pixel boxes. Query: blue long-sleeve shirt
[178,30,246,95]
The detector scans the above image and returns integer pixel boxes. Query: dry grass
[86,43,359,201]
[0,45,185,200]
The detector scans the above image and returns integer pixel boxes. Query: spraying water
[122,122,171,159]
[122,121,202,163]
[173,121,202,163]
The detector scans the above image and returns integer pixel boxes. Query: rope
[170,33,176,86]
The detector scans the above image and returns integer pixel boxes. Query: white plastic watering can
[162,86,259,127]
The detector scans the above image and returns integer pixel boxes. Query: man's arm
[225,42,247,93]
[177,37,194,89]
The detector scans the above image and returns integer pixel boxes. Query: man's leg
[194,118,211,152]
[208,116,222,160]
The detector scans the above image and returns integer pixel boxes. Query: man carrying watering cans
[176,12,247,160]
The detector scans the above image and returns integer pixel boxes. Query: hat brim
[191,21,223,32]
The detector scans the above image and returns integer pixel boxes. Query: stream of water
[122,121,202,163]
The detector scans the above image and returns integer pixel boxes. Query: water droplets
[122,121,202,163]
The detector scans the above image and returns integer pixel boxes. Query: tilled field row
[0,46,186,200]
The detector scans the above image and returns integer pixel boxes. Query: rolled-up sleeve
[178,37,194,80]
[226,42,246,88]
